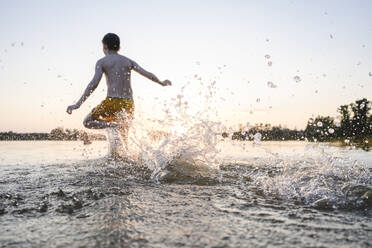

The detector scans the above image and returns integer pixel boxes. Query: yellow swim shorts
[91,97,134,122]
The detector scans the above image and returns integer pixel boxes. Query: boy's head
[102,33,120,51]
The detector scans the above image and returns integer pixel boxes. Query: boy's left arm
[67,61,103,114]
[131,60,171,86]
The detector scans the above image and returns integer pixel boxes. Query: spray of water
[108,76,225,182]
[250,147,372,210]
[102,74,371,210]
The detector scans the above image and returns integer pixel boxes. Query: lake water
[0,140,371,248]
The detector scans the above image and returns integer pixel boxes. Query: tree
[337,104,352,138]
[49,127,66,140]
[350,98,371,141]
[304,116,335,142]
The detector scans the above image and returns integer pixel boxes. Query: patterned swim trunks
[91,97,134,122]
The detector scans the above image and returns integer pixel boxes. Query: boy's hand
[66,104,79,114]
[160,80,172,86]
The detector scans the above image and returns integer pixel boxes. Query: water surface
[0,141,371,248]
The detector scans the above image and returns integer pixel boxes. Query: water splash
[250,149,372,210]
[113,77,225,182]
[267,81,277,88]
[101,77,372,211]
[293,75,302,83]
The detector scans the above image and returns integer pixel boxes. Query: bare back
[98,54,135,99]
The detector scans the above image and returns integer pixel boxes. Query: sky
[0,0,371,132]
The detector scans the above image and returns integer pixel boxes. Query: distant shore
[0,128,106,141]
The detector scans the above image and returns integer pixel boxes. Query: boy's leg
[117,114,132,151]
[83,99,126,156]
[106,126,123,157]
[83,111,119,129]
[116,100,134,151]
[119,123,130,150]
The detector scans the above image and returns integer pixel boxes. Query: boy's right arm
[67,60,103,114]
[131,60,171,86]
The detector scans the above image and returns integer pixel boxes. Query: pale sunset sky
[0,0,371,132]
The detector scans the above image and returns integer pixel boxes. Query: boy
[67,33,171,147]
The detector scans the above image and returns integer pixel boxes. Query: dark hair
[102,33,120,51]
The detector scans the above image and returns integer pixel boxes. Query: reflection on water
[0,141,371,247]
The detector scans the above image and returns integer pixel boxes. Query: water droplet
[328,128,334,134]
[267,81,277,88]
[317,121,323,127]
[253,133,262,143]
[293,75,301,83]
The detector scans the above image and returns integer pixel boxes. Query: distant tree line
[2,98,370,147]
[304,98,371,147]
[227,123,304,141]
[0,132,49,141]
[224,98,371,148]
[0,128,106,141]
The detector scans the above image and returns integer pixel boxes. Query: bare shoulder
[118,54,137,68]
[119,54,134,63]
[96,57,106,66]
